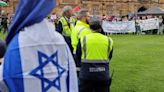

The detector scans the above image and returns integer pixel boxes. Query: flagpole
[114,0,117,16]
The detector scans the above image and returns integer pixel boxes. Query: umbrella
[0,1,8,6]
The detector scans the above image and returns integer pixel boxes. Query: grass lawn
[110,35,164,92]
[1,31,164,92]
[0,31,6,40]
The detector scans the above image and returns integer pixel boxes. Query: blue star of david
[30,51,65,92]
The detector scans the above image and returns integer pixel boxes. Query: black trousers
[63,36,73,54]
[79,80,111,92]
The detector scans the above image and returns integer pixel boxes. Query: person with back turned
[76,18,114,92]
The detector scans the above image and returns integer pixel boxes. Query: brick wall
[2,0,164,16]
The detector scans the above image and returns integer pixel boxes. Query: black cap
[89,17,102,31]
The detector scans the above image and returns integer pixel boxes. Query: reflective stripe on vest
[107,38,111,58]
[83,36,87,59]
[77,27,86,39]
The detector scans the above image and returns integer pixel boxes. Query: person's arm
[0,40,6,59]
[108,37,113,60]
[100,28,105,35]
[71,28,78,54]
[0,41,9,91]
[75,39,82,69]
[109,48,113,60]
[56,21,63,34]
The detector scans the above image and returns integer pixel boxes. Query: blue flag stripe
[3,34,24,92]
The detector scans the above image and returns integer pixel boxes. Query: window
[151,0,158,2]
[106,5,113,16]
[62,0,79,4]
[92,5,100,15]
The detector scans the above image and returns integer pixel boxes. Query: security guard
[71,9,92,55]
[76,19,113,92]
[56,6,76,53]
[71,9,92,72]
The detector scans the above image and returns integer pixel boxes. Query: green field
[1,32,164,92]
[110,35,164,92]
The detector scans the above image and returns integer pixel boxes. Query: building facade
[1,0,18,14]
[80,0,164,16]
[2,0,164,16]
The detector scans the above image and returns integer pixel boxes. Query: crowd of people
[101,15,164,35]
[50,6,114,92]
[48,12,164,35]
[0,13,13,33]
[0,0,113,92]
[0,0,163,92]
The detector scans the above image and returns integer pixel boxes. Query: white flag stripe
[18,19,78,92]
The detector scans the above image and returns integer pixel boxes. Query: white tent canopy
[137,6,164,15]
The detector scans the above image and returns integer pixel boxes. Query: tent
[137,6,164,15]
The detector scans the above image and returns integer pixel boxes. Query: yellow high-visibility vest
[80,33,113,63]
[71,20,92,53]
[59,17,76,36]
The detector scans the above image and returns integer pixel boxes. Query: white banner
[138,18,159,31]
[102,21,136,33]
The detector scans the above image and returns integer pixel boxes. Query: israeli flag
[0,19,78,92]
